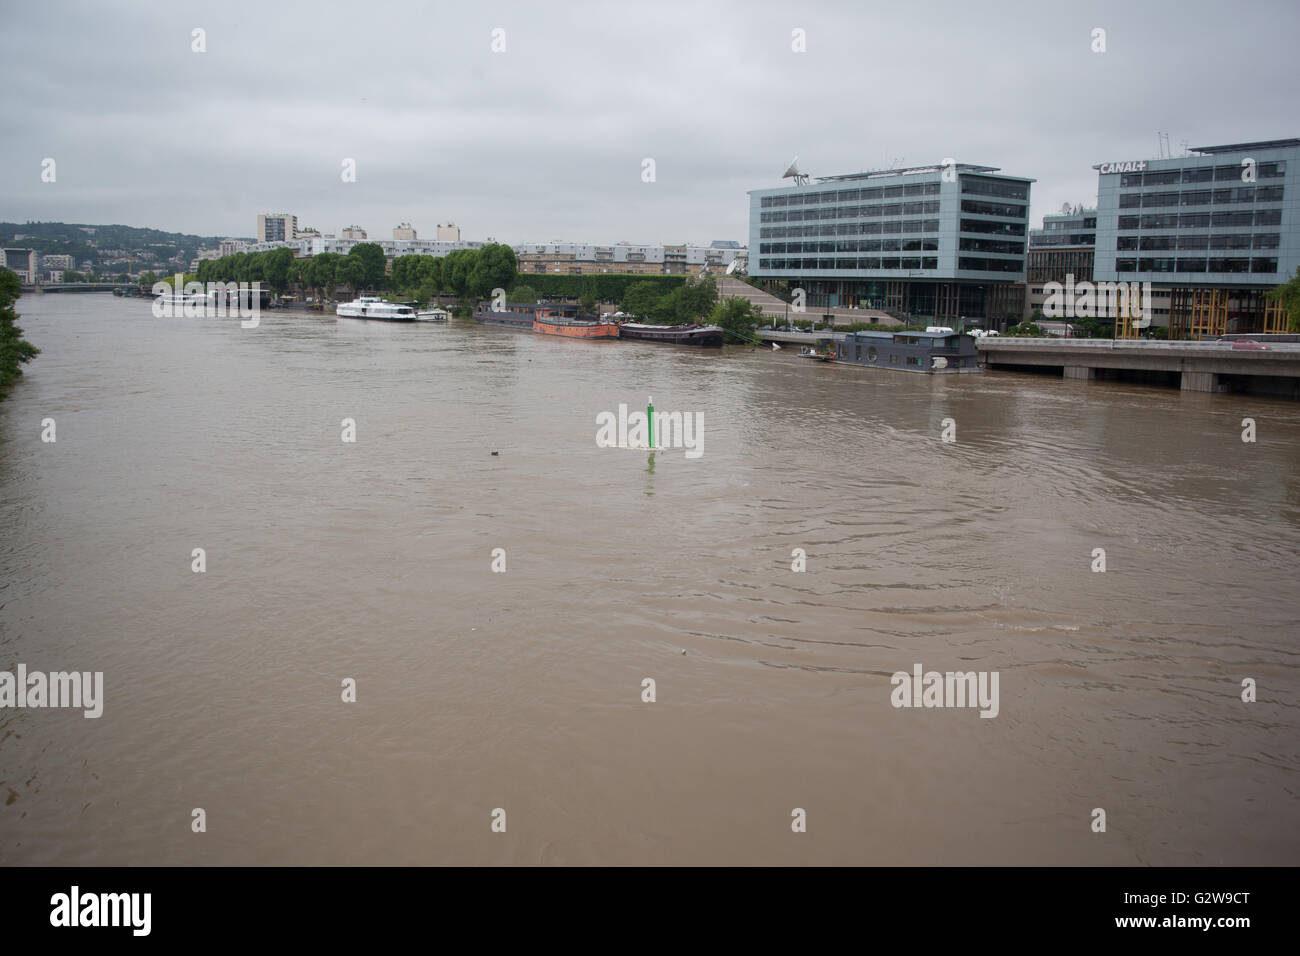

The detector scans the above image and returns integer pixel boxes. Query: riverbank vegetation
[0,269,40,400]
[192,243,521,306]
[1268,267,1300,331]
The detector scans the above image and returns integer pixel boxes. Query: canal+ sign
[1097,160,1148,174]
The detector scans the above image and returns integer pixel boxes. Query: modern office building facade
[749,162,1033,323]
[1094,138,1298,336]
[1026,209,1099,325]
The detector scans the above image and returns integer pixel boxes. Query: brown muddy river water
[1,294,1297,865]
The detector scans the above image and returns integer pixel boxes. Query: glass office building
[748,163,1033,323]
[1093,138,1298,336]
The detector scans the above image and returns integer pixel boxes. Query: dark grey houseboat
[474,302,581,328]
[617,322,725,347]
[832,330,981,373]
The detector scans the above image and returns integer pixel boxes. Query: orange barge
[533,309,619,339]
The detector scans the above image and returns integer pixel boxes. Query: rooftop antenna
[1180,139,1189,157]
[782,157,809,186]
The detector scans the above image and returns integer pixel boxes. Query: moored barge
[533,310,618,338]
[832,330,980,373]
[618,322,725,347]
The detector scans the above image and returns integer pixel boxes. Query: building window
[1209,235,1252,250]
[1142,191,1180,207]
[961,200,1026,218]
[1207,257,1250,273]
[961,179,1029,200]
[1140,214,1179,229]
[1251,258,1278,273]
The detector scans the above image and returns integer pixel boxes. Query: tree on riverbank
[1267,267,1300,332]
[0,269,40,400]
[709,296,765,339]
[619,277,717,324]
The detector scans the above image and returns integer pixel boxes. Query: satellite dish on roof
[782,157,810,186]
[725,259,740,275]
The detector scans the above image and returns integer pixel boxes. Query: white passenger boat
[153,289,217,314]
[336,296,417,321]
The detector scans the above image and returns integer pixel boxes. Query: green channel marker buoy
[647,396,655,451]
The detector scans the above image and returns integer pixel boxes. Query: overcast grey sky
[2,0,1296,245]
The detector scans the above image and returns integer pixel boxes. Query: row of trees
[0,269,40,401]
[186,243,520,303]
[388,245,518,302]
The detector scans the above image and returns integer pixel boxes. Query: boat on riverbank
[832,330,980,373]
[618,322,725,347]
[799,346,835,362]
[533,309,618,338]
[153,289,215,310]
[416,308,449,322]
[474,302,543,328]
[336,296,417,321]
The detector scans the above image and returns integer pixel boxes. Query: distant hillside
[0,221,245,275]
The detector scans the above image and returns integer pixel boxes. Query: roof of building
[1190,138,1300,154]
[812,163,1034,184]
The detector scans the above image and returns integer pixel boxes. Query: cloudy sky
[2,0,1296,245]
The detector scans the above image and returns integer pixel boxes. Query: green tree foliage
[389,255,420,292]
[1267,267,1300,332]
[1006,321,1045,337]
[262,247,295,294]
[619,277,716,324]
[443,249,474,297]
[709,296,764,337]
[347,243,387,289]
[620,280,663,318]
[507,285,538,304]
[468,243,518,297]
[0,269,40,399]
[338,257,367,295]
